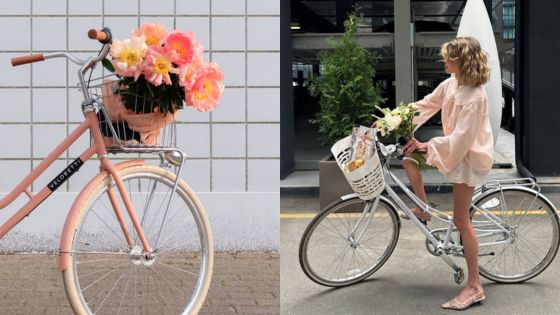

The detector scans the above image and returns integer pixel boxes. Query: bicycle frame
[344,143,537,274]
[0,110,153,254]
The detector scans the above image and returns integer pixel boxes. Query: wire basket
[86,76,177,152]
[332,135,385,200]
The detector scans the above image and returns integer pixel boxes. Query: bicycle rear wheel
[470,187,560,283]
[299,196,400,287]
[62,165,213,314]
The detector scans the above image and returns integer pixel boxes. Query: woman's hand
[405,138,429,155]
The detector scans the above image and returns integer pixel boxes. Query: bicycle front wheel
[299,196,400,287]
[62,164,213,314]
[471,187,560,283]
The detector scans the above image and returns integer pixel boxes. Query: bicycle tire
[299,195,400,287]
[470,187,560,283]
[62,164,213,314]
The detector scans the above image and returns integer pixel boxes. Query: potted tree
[306,12,385,208]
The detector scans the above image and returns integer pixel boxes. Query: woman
[402,37,494,310]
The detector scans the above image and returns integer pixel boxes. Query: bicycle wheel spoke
[89,207,130,249]
[93,269,128,313]
[157,261,200,278]
[117,269,134,315]
[82,261,128,293]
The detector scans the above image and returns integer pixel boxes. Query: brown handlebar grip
[88,29,107,41]
[11,54,45,66]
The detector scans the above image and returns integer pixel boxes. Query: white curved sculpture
[457,0,502,146]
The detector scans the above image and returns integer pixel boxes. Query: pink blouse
[413,76,494,181]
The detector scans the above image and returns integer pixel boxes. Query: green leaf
[102,58,115,73]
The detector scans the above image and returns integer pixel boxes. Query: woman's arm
[424,99,485,173]
[412,78,449,132]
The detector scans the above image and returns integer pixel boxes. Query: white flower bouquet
[374,102,431,170]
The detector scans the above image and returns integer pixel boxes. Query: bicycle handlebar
[11,28,112,67]
[11,54,45,66]
[88,28,112,44]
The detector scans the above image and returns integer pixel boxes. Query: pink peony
[185,62,224,112]
[164,31,203,66]
[132,23,168,47]
[109,36,148,79]
[178,56,204,88]
[142,46,180,86]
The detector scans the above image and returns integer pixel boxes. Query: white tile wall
[212,0,245,15]
[248,159,279,191]
[212,159,245,191]
[0,0,280,196]
[33,0,66,15]
[212,124,246,158]
[212,17,245,51]
[177,0,210,15]
[103,17,139,41]
[33,18,67,51]
[176,124,210,158]
[247,0,280,15]
[248,88,280,122]
[140,0,175,15]
[104,0,139,15]
[0,53,31,86]
[212,88,245,122]
[1,18,31,51]
[248,124,280,157]
[183,159,211,192]
[212,53,245,86]
[33,58,67,87]
[69,0,102,15]
[0,90,31,122]
[0,1,31,15]
[33,88,67,122]
[248,52,280,86]
[0,125,30,158]
[248,17,280,51]
[0,161,30,192]
[32,124,67,158]
[69,17,104,51]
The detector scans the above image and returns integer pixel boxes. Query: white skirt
[443,159,489,187]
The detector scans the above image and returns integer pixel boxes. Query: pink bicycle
[3,28,213,314]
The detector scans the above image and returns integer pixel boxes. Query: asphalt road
[281,192,560,315]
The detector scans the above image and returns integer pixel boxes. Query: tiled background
[0,0,280,251]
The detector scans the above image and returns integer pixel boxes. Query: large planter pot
[319,153,354,209]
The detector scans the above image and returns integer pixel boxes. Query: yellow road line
[280,210,548,219]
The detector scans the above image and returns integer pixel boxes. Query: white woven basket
[332,135,385,200]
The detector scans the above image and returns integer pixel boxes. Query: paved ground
[0,252,279,314]
[281,192,560,315]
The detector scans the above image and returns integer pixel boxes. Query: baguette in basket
[344,126,376,172]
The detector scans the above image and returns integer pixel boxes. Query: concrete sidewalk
[0,252,279,315]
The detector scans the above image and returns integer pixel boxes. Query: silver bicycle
[299,135,560,287]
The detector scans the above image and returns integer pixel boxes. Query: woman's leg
[402,152,429,213]
[451,183,483,298]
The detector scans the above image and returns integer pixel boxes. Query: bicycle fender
[58,160,145,271]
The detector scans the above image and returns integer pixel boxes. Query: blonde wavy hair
[440,37,490,87]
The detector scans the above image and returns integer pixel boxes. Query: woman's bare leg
[451,183,483,300]
[402,152,429,214]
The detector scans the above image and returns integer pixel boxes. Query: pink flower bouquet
[103,22,224,114]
